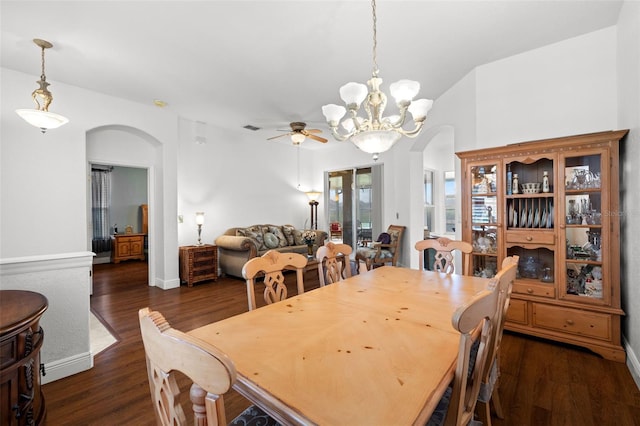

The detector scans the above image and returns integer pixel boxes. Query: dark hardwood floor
[42,261,640,425]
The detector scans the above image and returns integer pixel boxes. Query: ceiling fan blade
[307,133,328,143]
[267,132,293,140]
[305,129,323,134]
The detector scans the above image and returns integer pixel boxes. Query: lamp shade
[322,104,347,123]
[291,133,306,144]
[195,212,205,225]
[389,79,420,103]
[16,109,69,132]
[305,191,321,202]
[339,82,368,107]
[407,99,434,120]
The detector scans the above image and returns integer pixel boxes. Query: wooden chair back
[138,308,236,426]
[476,255,519,424]
[242,250,307,311]
[445,287,499,426]
[415,237,473,275]
[315,242,353,286]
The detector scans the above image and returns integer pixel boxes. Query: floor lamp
[306,191,321,230]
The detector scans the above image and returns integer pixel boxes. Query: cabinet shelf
[506,193,554,199]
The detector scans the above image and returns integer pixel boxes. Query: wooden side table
[111,233,146,263]
[179,245,218,287]
[0,290,48,425]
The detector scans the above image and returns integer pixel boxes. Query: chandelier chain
[371,0,378,77]
[40,46,47,81]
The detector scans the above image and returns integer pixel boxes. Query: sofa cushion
[268,225,288,248]
[282,225,296,246]
[293,229,305,245]
[263,232,280,249]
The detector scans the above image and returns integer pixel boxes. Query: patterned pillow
[263,232,280,249]
[236,227,266,250]
[282,225,296,246]
[268,226,288,248]
[293,229,304,245]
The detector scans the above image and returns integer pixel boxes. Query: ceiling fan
[267,122,328,145]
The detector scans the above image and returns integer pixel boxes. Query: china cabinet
[457,130,627,361]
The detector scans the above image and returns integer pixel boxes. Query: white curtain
[92,167,112,253]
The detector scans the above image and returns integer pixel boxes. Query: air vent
[243,124,261,131]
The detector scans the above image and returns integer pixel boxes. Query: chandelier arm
[393,121,426,138]
[328,126,352,142]
[386,106,410,129]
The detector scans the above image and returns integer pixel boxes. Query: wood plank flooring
[42,261,640,425]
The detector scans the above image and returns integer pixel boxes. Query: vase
[307,244,313,256]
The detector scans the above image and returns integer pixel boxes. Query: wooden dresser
[0,290,48,425]
[179,245,218,287]
[111,233,146,263]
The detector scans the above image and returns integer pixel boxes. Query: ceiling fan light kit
[15,38,69,133]
[322,0,433,160]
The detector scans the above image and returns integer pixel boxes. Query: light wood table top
[189,266,490,425]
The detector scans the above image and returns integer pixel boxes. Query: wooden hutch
[457,130,627,361]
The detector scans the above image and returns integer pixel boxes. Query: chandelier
[321,0,433,160]
[15,39,69,133]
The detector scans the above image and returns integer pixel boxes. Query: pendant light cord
[40,45,47,81]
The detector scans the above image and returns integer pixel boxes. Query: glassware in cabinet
[561,151,608,303]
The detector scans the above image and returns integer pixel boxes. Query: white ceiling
[1,0,623,138]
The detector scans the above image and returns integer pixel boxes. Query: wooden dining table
[189,266,491,425]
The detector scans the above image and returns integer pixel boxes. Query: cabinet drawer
[191,248,216,260]
[0,338,17,368]
[506,299,528,324]
[506,231,555,245]
[513,281,555,298]
[532,303,611,341]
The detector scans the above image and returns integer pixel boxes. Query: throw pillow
[376,232,391,244]
[268,226,288,247]
[263,232,280,249]
[237,227,266,250]
[282,225,296,245]
[293,229,304,246]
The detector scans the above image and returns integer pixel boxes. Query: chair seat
[230,405,281,426]
[356,247,393,259]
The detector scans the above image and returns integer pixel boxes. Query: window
[326,165,382,249]
[424,170,435,233]
[444,171,456,233]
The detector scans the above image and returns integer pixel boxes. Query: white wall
[1,67,179,380]
[617,0,640,387]
[476,26,618,146]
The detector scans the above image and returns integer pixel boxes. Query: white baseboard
[155,277,180,290]
[623,335,640,390]
[42,351,93,385]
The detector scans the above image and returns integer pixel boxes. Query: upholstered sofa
[215,224,327,278]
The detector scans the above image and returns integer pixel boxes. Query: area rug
[90,311,117,355]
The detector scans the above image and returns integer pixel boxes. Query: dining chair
[426,286,500,426]
[329,222,343,240]
[242,249,307,311]
[355,224,406,272]
[475,255,519,426]
[415,237,473,275]
[315,241,353,286]
[138,308,278,426]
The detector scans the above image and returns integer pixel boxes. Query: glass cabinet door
[560,150,608,304]
[469,164,498,277]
